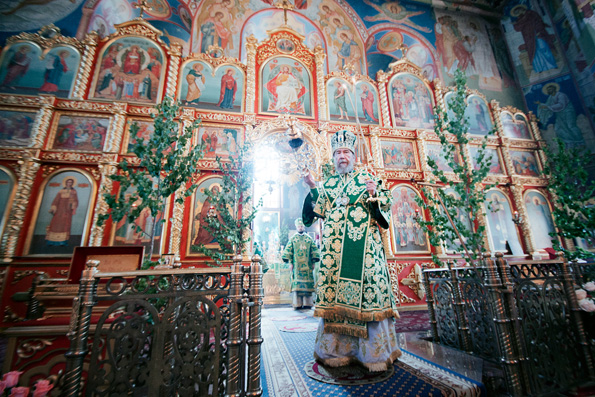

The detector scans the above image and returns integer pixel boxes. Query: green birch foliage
[416,70,496,266]
[543,138,595,261]
[193,141,262,265]
[97,97,204,264]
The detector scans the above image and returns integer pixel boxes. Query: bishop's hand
[303,170,316,189]
[365,178,377,196]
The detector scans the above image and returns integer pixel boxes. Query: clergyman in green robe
[302,129,401,372]
[282,218,320,309]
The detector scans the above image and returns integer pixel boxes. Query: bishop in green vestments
[282,218,320,309]
[302,129,401,372]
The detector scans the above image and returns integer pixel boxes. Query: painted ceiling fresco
[4,0,595,145]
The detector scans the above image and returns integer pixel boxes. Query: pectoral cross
[275,0,294,27]
[133,0,153,19]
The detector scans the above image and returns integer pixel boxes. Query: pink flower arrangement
[577,282,595,313]
[9,387,30,397]
[32,380,53,397]
[2,373,22,389]
[0,372,54,397]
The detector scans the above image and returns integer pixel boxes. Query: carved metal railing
[61,255,263,397]
[423,253,595,396]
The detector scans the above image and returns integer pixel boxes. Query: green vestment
[303,170,397,338]
[282,233,320,292]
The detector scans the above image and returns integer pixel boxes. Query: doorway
[252,131,320,304]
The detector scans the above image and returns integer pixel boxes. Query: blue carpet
[275,324,446,396]
[261,308,484,397]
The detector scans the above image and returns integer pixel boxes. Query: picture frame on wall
[260,57,313,118]
[524,190,557,250]
[326,78,380,125]
[122,117,155,154]
[484,189,523,255]
[388,72,434,130]
[197,123,242,160]
[109,185,168,256]
[327,77,355,122]
[25,169,96,256]
[0,41,81,98]
[424,142,459,173]
[48,113,111,152]
[469,146,504,175]
[441,187,472,253]
[500,111,533,140]
[509,150,541,177]
[90,37,165,104]
[389,184,430,254]
[187,176,224,256]
[0,108,37,147]
[379,139,419,171]
[178,61,245,113]
[465,94,493,136]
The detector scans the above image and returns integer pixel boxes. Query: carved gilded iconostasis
[0,0,593,322]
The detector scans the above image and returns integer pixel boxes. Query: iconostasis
[0,15,559,316]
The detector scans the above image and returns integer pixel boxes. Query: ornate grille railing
[61,255,263,397]
[423,253,595,396]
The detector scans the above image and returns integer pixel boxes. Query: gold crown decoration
[295,218,304,227]
[331,129,357,154]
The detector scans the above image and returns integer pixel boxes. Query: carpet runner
[395,310,431,333]
[261,307,485,397]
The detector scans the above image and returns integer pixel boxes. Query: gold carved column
[509,183,534,254]
[29,96,55,148]
[245,35,258,114]
[71,32,99,100]
[462,141,491,252]
[314,45,326,120]
[1,154,41,261]
[376,71,392,129]
[369,127,382,171]
[168,108,195,257]
[104,103,127,153]
[417,132,444,257]
[88,155,118,246]
[165,43,182,99]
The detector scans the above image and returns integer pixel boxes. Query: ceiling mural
[0,0,552,113]
[88,0,135,37]
[0,0,85,32]
[358,0,432,34]
[240,9,326,64]
[365,27,438,81]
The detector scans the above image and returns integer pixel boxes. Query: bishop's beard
[334,158,354,174]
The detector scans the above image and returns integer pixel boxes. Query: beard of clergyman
[334,152,355,174]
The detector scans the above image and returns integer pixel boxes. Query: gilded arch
[247,116,330,182]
